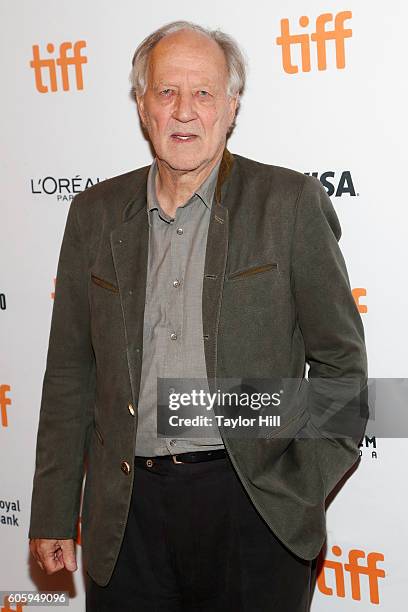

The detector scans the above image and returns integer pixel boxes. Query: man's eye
[160,89,174,96]
[197,90,209,97]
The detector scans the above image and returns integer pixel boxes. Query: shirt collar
[146,157,222,222]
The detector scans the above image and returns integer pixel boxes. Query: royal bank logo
[0,498,21,527]
[304,171,357,197]
[317,545,386,604]
[30,175,104,202]
[30,41,87,93]
[276,11,352,73]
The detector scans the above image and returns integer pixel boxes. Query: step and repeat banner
[1,0,407,610]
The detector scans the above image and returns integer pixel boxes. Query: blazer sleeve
[28,193,96,539]
[291,175,369,493]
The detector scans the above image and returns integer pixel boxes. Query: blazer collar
[121,147,235,223]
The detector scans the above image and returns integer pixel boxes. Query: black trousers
[86,453,314,611]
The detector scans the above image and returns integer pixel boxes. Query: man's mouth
[170,133,198,142]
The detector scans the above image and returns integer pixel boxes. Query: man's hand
[29,538,77,574]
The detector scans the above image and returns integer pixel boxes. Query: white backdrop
[1,0,407,610]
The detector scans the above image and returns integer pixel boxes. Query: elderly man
[29,20,368,612]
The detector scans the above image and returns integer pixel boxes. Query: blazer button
[128,403,135,416]
[121,461,131,475]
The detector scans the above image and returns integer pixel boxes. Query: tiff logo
[30,41,87,93]
[1,595,24,612]
[317,545,386,604]
[276,11,352,73]
[0,385,12,427]
[352,288,367,314]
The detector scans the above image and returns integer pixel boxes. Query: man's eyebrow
[153,81,178,88]
[150,80,219,94]
[153,77,216,87]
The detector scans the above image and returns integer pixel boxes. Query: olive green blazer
[29,149,368,586]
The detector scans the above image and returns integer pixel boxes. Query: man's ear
[229,94,239,122]
[228,94,240,131]
[136,94,147,128]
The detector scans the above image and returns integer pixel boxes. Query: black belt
[135,449,227,465]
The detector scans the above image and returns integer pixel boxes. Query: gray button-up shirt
[134,158,225,456]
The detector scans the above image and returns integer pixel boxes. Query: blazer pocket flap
[227,262,278,280]
[91,273,119,293]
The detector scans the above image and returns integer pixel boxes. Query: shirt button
[176,227,183,235]
[173,279,181,288]
[170,332,177,340]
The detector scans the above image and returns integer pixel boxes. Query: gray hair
[129,20,247,99]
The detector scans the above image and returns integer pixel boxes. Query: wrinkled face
[136,29,238,173]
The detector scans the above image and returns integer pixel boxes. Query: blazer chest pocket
[226,262,278,282]
[90,273,119,294]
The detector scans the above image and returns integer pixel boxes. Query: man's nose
[172,91,198,122]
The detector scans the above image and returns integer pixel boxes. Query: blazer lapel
[110,170,150,402]
[203,148,235,392]
[109,149,235,402]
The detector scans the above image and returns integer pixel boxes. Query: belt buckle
[172,454,184,464]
